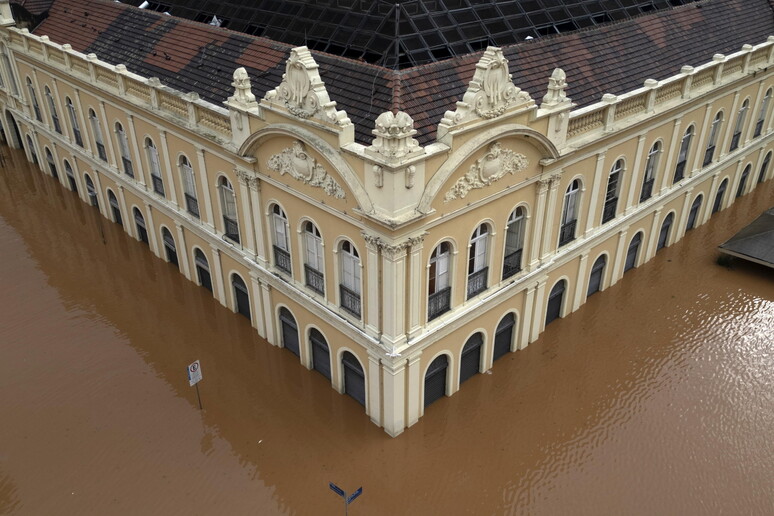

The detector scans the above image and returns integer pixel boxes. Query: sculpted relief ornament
[263,47,350,126]
[444,142,529,202]
[441,47,532,127]
[267,140,345,199]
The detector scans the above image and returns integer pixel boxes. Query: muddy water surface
[1,146,773,515]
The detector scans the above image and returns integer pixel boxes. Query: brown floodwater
[0,144,773,515]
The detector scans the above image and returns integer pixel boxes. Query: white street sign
[188,360,202,386]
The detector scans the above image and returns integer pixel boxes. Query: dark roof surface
[118,0,700,69]
[719,208,774,267]
[32,0,774,145]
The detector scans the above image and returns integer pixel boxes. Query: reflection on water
[0,145,773,514]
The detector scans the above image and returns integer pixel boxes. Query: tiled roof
[32,0,774,146]
[13,0,54,16]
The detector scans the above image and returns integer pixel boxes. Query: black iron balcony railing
[467,267,488,299]
[122,157,134,178]
[673,160,686,183]
[273,245,291,275]
[428,286,451,321]
[754,119,764,138]
[184,193,200,218]
[639,177,654,202]
[339,284,361,318]
[558,219,577,247]
[502,248,523,280]
[304,264,324,294]
[223,216,240,243]
[151,174,165,196]
[601,197,618,223]
[729,132,741,151]
[703,145,715,167]
[96,142,107,161]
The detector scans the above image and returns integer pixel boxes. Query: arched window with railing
[63,159,77,192]
[641,142,661,201]
[339,240,361,318]
[503,207,525,279]
[674,126,694,183]
[218,176,239,243]
[759,151,772,184]
[303,221,324,294]
[44,86,61,134]
[703,111,723,166]
[26,77,41,122]
[66,97,83,147]
[179,155,199,218]
[89,109,106,161]
[271,204,291,275]
[602,160,623,223]
[467,223,490,299]
[115,122,133,177]
[44,147,57,179]
[754,88,771,138]
[729,99,749,151]
[428,241,452,321]
[559,179,581,246]
[736,164,751,198]
[145,137,164,196]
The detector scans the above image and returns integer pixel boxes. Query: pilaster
[609,226,629,286]
[675,188,694,241]
[528,177,550,269]
[195,148,215,229]
[126,114,146,188]
[381,357,406,436]
[624,135,647,213]
[645,207,664,260]
[572,252,589,311]
[530,276,548,342]
[249,272,266,338]
[380,241,408,349]
[98,100,117,169]
[174,222,191,280]
[368,353,382,427]
[719,92,741,159]
[702,173,721,224]
[539,174,562,262]
[407,235,426,338]
[660,118,683,194]
[585,153,606,232]
[260,280,275,345]
[519,283,536,349]
[116,184,132,238]
[406,352,422,427]
[143,201,161,258]
[235,169,257,256]
[208,243,227,307]
[691,104,713,174]
[363,234,381,337]
[158,131,179,208]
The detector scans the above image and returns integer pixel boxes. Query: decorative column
[528,177,550,269]
[729,160,745,205]
[235,169,257,256]
[406,235,425,339]
[609,226,629,286]
[126,114,146,188]
[174,222,191,280]
[381,357,407,436]
[701,173,721,224]
[362,233,381,337]
[405,352,422,426]
[260,280,275,345]
[645,207,664,260]
[116,185,132,237]
[143,201,161,258]
[519,284,536,349]
[249,272,266,338]
[675,188,694,241]
[539,174,562,262]
[659,118,683,194]
[98,100,117,169]
[380,241,408,352]
[158,131,179,207]
[209,243,227,307]
[719,92,741,159]
[91,170,107,217]
[73,91,92,154]
[195,148,215,229]
[624,135,647,213]
[572,252,589,312]
[584,153,607,233]
[367,353,382,427]
[530,276,548,342]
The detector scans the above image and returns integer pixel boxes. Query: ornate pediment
[267,140,345,199]
[443,142,528,202]
[263,47,350,127]
[440,47,532,128]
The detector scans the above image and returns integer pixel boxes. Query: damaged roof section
[719,208,774,268]
[31,0,774,146]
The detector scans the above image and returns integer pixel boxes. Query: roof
[12,0,54,16]
[117,0,701,69]
[719,208,774,268]
[31,0,774,145]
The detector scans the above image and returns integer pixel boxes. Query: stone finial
[229,67,257,107]
[541,68,569,106]
[368,111,421,160]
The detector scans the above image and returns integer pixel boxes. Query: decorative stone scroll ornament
[443,141,529,202]
[228,67,257,107]
[541,68,569,107]
[440,47,532,127]
[263,47,350,126]
[267,140,345,199]
[235,168,259,190]
[368,111,422,160]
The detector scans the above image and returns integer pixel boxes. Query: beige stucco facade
[1,3,772,436]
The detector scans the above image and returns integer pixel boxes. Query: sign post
[187,360,203,410]
[329,482,362,515]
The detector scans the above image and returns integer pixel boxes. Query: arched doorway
[736,165,751,198]
[4,111,22,149]
[587,255,606,296]
[44,148,58,179]
[64,160,77,193]
[712,178,728,214]
[342,351,366,406]
[493,313,515,362]
[193,249,212,292]
[133,208,149,245]
[107,190,122,227]
[231,274,250,320]
[424,355,448,408]
[279,307,299,357]
[545,280,566,325]
[686,195,703,231]
[459,333,483,385]
[657,213,674,251]
[625,232,642,272]
[25,135,38,165]
[310,328,331,380]
[84,174,98,208]
[161,227,178,268]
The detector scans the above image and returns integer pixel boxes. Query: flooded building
[0,0,771,437]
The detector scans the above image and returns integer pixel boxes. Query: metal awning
[718,208,774,268]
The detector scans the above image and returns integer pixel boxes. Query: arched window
[310,328,331,380]
[271,204,291,274]
[231,273,250,321]
[65,97,82,147]
[279,307,299,357]
[145,138,164,196]
[26,134,38,165]
[428,241,452,320]
[587,255,606,297]
[44,86,61,134]
[712,178,728,214]
[84,173,98,207]
[602,160,622,223]
[641,142,661,201]
[89,109,106,161]
[161,227,178,268]
[759,151,772,184]
[459,333,483,385]
[674,126,694,183]
[657,213,674,251]
[703,111,723,166]
[134,207,149,245]
[0,44,18,95]
[44,147,58,179]
[303,221,324,294]
[342,351,366,407]
[545,280,566,325]
[467,223,489,299]
[729,99,749,151]
[218,176,239,243]
[107,189,123,227]
[193,248,212,292]
[339,240,361,318]
[115,122,133,177]
[64,159,77,192]
[180,155,199,217]
[559,179,580,246]
[625,232,643,272]
[686,195,703,231]
[26,77,41,122]
[736,164,751,198]
[503,207,525,279]
[754,88,771,138]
